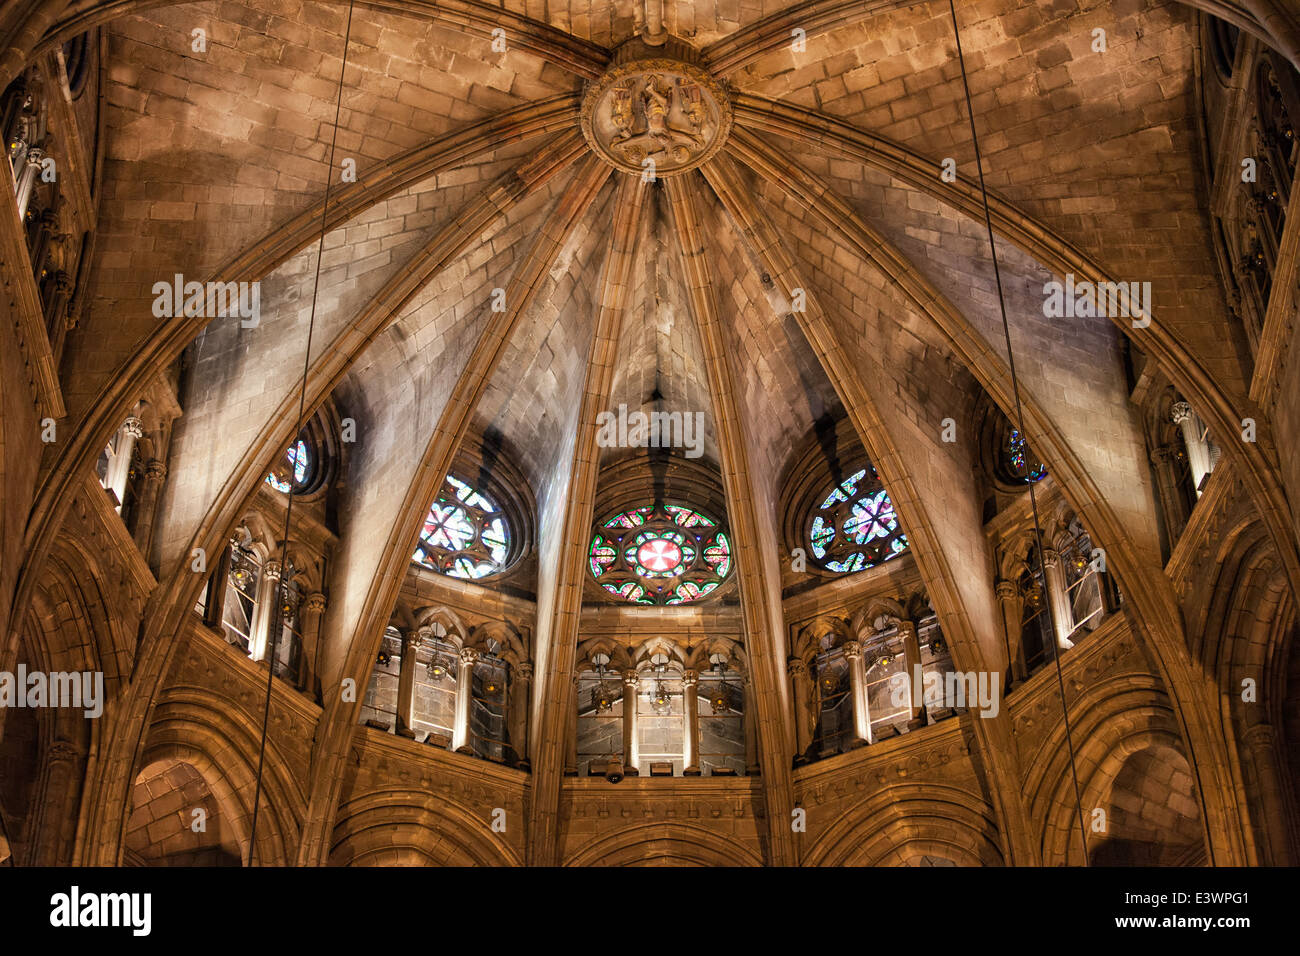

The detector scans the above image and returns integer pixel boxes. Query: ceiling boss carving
[581,41,732,177]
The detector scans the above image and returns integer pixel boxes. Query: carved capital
[122,416,144,440]
[622,669,639,687]
[995,579,1019,602]
[1170,400,1193,426]
[303,592,327,615]
[459,647,480,667]
[682,669,698,686]
[516,662,534,682]
[262,560,282,582]
[841,640,863,660]
[787,657,808,678]
[144,459,167,482]
[1041,549,1061,571]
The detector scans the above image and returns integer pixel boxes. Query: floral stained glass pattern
[412,475,510,580]
[589,504,730,605]
[807,466,909,574]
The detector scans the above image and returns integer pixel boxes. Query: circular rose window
[589,504,730,605]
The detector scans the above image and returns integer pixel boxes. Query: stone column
[106,416,143,512]
[27,740,80,865]
[1243,724,1294,865]
[564,670,579,776]
[788,658,812,761]
[14,146,42,220]
[248,560,282,661]
[995,580,1028,686]
[622,669,640,775]
[1149,445,1190,552]
[453,647,479,753]
[1041,549,1075,650]
[509,661,533,769]
[395,629,424,738]
[297,592,326,700]
[743,677,760,775]
[898,621,927,729]
[130,459,167,554]
[43,269,72,354]
[841,641,872,747]
[28,206,57,279]
[1171,401,1211,495]
[682,669,701,774]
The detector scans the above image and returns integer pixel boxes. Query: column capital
[262,560,282,582]
[1149,444,1174,466]
[459,647,480,666]
[1243,723,1276,749]
[622,669,639,686]
[24,146,43,169]
[405,630,425,650]
[1041,548,1061,570]
[841,640,863,660]
[1170,400,1192,425]
[516,661,534,681]
[787,657,808,678]
[303,592,326,614]
[122,416,144,440]
[144,459,167,482]
[682,669,699,686]
[995,579,1019,601]
[52,269,73,295]
[896,620,917,639]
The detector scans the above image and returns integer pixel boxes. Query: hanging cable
[946,0,1091,866]
[248,0,357,865]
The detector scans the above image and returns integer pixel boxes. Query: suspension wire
[946,0,1090,866]
[248,0,357,865]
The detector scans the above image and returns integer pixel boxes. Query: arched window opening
[360,628,402,732]
[575,647,745,777]
[588,504,731,605]
[806,466,909,574]
[221,545,260,655]
[576,653,625,776]
[412,475,511,580]
[699,654,745,775]
[468,651,511,763]
[265,436,313,494]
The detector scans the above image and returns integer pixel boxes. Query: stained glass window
[412,475,511,580]
[807,466,909,574]
[1006,429,1047,483]
[589,504,730,605]
[266,439,310,493]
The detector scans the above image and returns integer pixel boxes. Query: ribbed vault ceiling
[30,0,1299,864]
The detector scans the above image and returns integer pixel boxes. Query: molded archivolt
[1021,676,1204,866]
[329,790,522,866]
[800,784,1003,867]
[128,688,305,866]
[563,821,764,867]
